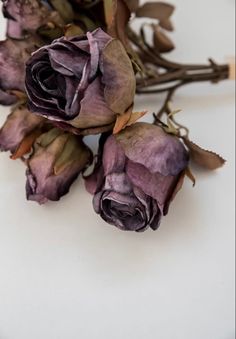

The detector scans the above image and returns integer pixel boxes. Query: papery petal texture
[0,38,39,105]
[85,123,189,232]
[26,128,92,204]
[25,28,136,135]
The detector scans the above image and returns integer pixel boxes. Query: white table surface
[0,1,235,339]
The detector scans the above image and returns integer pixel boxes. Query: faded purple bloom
[85,123,189,232]
[2,0,63,39]
[0,38,39,105]
[25,28,136,135]
[26,128,92,204]
[0,105,44,154]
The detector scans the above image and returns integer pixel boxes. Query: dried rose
[0,37,39,105]
[2,0,64,39]
[0,105,44,156]
[25,28,136,135]
[26,128,92,204]
[85,123,189,232]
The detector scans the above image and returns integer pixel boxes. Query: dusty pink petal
[2,0,62,39]
[115,122,189,176]
[97,190,147,232]
[0,38,37,105]
[102,135,126,176]
[69,78,116,129]
[84,165,104,195]
[26,128,92,204]
[126,160,181,213]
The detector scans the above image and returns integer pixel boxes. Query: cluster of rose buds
[0,0,228,232]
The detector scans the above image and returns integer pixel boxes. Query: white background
[0,1,235,338]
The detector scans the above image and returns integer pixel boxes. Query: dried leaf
[106,0,131,50]
[185,167,196,186]
[38,24,63,40]
[113,108,132,134]
[8,90,27,101]
[104,0,115,27]
[153,25,175,53]
[113,110,147,134]
[159,18,174,31]
[123,0,139,12]
[11,129,42,160]
[74,13,98,31]
[136,2,175,21]
[64,24,84,37]
[126,111,147,127]
[49,0,74,23]
[183,138,226,170]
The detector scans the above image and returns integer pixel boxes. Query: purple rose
[26,128,92,204]
[85,123,189,232]
[2,0,63,39]
[25,28,136,135]
[0,38,39,105]
[0,105,44,155]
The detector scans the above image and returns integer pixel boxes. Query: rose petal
[115,123,189,176]
[69,78,116,129]
[126,160,181,213]
[100,39,136,114]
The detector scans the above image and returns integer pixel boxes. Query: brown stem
[128,28,229,94]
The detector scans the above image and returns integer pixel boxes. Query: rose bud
[0,38,39,105]
[0,105,44,156]
[26,128,92,204]
[2,0,64,40]
[25,28,136,135]
[85,123,189,232]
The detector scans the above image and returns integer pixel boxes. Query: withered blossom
[26,128,92,204]
[25,28,136,135]
[2,0,64,39]
[0,37,39,105]
[85,123,189,232]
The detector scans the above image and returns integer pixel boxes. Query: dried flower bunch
[0,0,230,232]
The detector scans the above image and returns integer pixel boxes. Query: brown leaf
[183,138,226,170]
[104,0,115,28]
[11,129,42,160]
[123,0,139,12]
[49,0,74,23]
[126,110,147,127]
[136,2,175,21]
[113,108,132,134]
[64,24,84,37]
[113,110,147,134]
[105,0,132,51]
[153,25,175,53]
[159,18,174,32]
[185,167,196,187]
